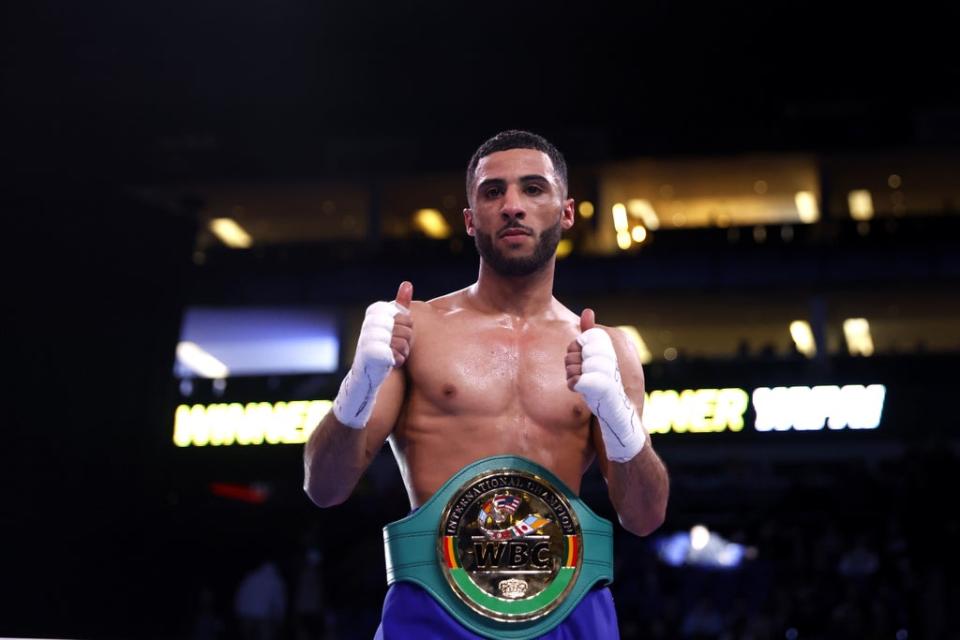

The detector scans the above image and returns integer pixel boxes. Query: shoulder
[599,324,633,354]
[550,299,583,335]
[408,287,470,323]
[600,325,641,365]
[597,324,645,386]
[425,287,469,311]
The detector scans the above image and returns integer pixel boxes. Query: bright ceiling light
[413,208,451,239]
[177,341,229,379]
[691,525,710,551]
[790,320,817,358]
[843,318,874,356]
[626,198,661,230]
[794,191,820,224]
[612,203,629,233]
[848,190,875,221]
[209,218,253,248]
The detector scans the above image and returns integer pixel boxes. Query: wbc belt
[382,455,614,640]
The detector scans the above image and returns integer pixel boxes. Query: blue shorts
[374,581,620,639]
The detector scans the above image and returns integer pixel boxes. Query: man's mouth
[499,227,532,238]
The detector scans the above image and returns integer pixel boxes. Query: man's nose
[500,185,525,220]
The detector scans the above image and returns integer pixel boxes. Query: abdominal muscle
[389,400,595,509]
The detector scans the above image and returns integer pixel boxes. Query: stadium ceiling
[4,2,958,183]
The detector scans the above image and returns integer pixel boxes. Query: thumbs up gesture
[566,308,647,463]
[332,281,414,429]
[564,308,597,392]
[391,281,414,368]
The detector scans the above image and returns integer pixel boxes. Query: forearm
[605,444,669,537]
[570,321,669,536]
[303,286,412,508]
[303,412,371,508]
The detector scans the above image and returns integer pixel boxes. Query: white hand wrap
[332,300,406,429]
[574,328,646,462]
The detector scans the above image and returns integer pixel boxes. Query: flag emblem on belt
[437,468,583,622]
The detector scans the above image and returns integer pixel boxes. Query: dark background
[2,1,959,638]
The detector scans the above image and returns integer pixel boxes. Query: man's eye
[485,187,502,198]
[525,185,544,195]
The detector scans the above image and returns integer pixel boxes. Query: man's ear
[561,198,575,231]
[464,208,476,237]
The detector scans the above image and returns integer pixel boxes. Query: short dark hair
[465,130,568,205]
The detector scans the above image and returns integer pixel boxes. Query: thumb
[395,281,413,310]
[580,308,596,332]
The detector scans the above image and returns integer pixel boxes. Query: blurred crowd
[174,441,957,640]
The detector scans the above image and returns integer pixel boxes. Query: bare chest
[407,321,585,428]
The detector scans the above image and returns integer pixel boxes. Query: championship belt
[382,455,614,639]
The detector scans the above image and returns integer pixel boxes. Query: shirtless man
[304,130,669,638]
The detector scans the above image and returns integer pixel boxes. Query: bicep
[361,365,406,462]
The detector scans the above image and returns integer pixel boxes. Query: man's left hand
[565,309,646,463]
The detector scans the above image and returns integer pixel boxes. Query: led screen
[174,307,339,377]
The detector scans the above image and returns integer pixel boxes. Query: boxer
[305,130,669,639]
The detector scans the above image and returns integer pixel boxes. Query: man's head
[466,130,568,208]
[464,130,574,277]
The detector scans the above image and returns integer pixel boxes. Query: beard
[474,218,563,277]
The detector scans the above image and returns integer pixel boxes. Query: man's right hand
[391,281,414,367]
[332,281,414,428]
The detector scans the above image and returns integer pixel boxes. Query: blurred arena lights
[176,341,229,379]
[413,208,451,239]
[612,203,629,233]
[843,318,875,356]
[631,225,648,244]
[789,320,817,358]
[654,525,752,569]
[209,482,270,504]
[848,189,875,221]
[794,191,820,223]
[612,202,633,249]
[690,525,710,551]
[577,201,594,219]
[626,198,660,230]
[208,217,253,248]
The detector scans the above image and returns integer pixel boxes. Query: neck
[470,259,557,318]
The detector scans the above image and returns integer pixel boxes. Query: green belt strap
[382,455,614,640]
